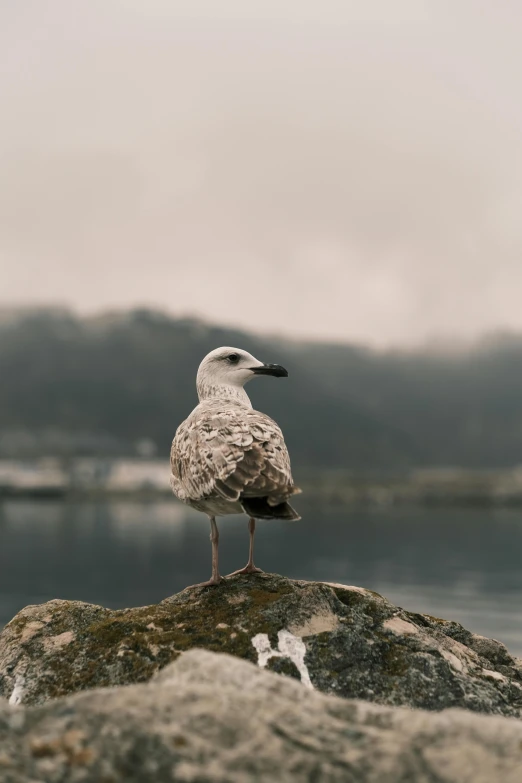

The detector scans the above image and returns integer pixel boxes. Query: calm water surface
[1,499,521,655]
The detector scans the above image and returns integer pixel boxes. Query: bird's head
[196,347,288,403]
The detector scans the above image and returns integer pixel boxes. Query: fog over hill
[1,308,522,470]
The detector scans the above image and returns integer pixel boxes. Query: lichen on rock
[1,650,522,783]
[0,573,521,718]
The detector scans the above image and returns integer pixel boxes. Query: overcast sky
[1,1,522,346]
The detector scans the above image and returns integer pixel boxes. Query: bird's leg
[228,518,264,576]
[192,516,225,587]
[246,517,260,571]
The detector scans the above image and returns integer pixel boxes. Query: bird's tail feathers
[267,485,302,504]
[240,496,301,521]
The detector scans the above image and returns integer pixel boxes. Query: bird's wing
[170,404,296,505]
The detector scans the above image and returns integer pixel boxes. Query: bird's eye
[227,353,240,364]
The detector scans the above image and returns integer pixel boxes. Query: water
[1,499,521,655]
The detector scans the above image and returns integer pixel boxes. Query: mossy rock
[1,573,521,717]
[3,650,522,783]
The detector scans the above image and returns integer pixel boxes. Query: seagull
[170,347,301,586]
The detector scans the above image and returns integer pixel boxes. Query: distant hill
[1,308,522,470]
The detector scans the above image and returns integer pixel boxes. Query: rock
[0,573,521,717]
[1,649,522,783]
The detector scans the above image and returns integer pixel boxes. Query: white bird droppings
[252,629,313,689]
[9,676,25,706]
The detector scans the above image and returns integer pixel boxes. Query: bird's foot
[227,564,264,577]
[189,575,226,588]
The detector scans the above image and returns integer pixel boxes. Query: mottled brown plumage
[170,399,300,519]
[170,346,301,585]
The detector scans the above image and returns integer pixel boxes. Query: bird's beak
[249,363,288,378]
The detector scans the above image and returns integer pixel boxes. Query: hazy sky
[2,1,522,346]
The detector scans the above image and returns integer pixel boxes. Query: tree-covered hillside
[1,308,522,470]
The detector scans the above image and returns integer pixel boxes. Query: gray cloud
[1,0,522,345]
